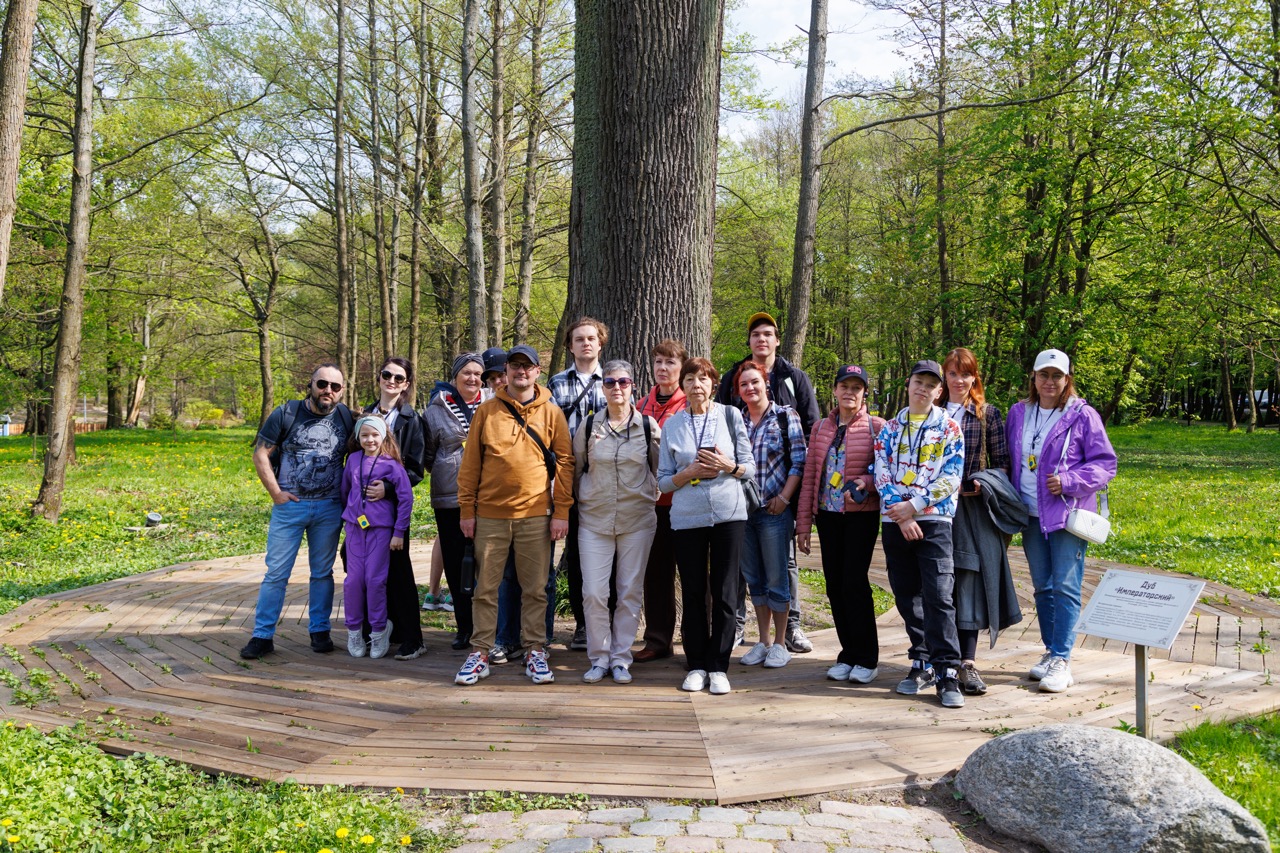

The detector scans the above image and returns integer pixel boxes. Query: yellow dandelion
[319,849,334,853]
[336,827,350,839]
[1193,704,1202,711]
[296,821,307,828]
[7,835,19,844]
[359,836,374,845]
[400,836,412,846]
[394,786,404,794]
[0,819,12,826]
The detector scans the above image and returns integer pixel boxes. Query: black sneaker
[895,663,936,695]
[489,644,509,665]
[570,626,588,651]
[960,662,988,695]
[239,636,274,659]
[450,633,471,651]
[393,642,426,661]
[937,670,966,708]
[310,630,335,653]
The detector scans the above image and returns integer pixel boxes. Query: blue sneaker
[525,649,554,684]
[454,651,490,686]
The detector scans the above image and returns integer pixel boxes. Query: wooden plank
[1237,617,1268,672]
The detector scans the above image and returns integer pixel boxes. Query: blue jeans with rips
[253,498,343,639]
[1022,522,1088,660]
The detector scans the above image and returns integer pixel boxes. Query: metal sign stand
[1134,644,1151,738]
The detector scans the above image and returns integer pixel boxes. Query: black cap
[506,344,541,366]
[480,347,507,379]
[909,359,943,382]
[833,364,870,387]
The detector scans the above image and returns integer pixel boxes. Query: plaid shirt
[744,403,807,501]
[953,402,1011,482]
[548,366,607,437]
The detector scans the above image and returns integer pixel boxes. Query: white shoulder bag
[1055,425,1111,545]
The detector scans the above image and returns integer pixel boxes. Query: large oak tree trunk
[33,0,98,522]
[0,0,38,305]
[572,0,724,386]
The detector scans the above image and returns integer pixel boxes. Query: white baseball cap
[1033,349,1071,374]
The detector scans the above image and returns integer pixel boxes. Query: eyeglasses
[313,379,343,392]
[380,370,407,384]
[602,377,633,388]
[507,361,536,372]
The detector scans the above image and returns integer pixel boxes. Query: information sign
[1076,569,1205,649]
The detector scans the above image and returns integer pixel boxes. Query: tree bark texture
[334,0,352,403]
[513,0,547,345]
[367,0,393,360]
[462,0,488,350]
[124,302,150,427]
[0,0,38,306]
[572,0,724,386]
[34,0,98,522]
[782,0,827,366]
[487,0,508,346]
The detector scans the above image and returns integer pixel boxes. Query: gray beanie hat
[452,352,484,379]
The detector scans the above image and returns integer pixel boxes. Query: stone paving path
[429,802,970,853]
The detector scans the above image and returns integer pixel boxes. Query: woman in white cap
[1006,349,1116,693]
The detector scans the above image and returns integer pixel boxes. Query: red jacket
[637,386,687,507]
[796,408,885,532]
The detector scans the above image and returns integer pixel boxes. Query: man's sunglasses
[313,379,343,392]
[380,370,407,384]
[602,377,633,388]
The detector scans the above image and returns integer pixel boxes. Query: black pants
[433,507,474,639]
[564,505,586,630]
[881,520,961,673]
[674,521,745,673]
[386,540,424,647]
[640,506,677,655]
[815,510,880,668]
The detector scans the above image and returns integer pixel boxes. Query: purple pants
[343,522,392,631]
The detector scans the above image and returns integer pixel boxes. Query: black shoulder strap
[560,372,600,420]
[580,410,597,475]
[279,399,302,440]
[499,398,555,479]
[776,408,791,463]
[336,402,354,437]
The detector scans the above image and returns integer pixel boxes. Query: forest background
[2,0,1279,503]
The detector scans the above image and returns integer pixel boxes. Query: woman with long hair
[1007,349,1116,693]
[362,356,427,660]
[939,347,1020,695]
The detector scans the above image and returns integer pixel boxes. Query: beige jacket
[572,406,661,536]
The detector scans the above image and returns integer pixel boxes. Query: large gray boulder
[955,723,1268,853]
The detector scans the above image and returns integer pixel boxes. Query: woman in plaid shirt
[939,347,1012,695]
[735,361,808,669]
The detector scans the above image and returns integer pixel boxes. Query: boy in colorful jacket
[874,359,967,708]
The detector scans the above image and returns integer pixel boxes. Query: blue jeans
[741,508,793,612]
[495,549,556,647]
[1022,523,1087,659]
[253,498,343,639]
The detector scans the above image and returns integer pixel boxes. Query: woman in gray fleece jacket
[658,357,755,696]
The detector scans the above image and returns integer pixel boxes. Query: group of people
[240,312,1117,707]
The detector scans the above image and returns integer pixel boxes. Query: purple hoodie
[1007,397,1116,537]
[340,453,414,537]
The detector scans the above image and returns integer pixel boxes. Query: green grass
[1091,420,1280,596]
[0,722,452,852]
[0,429,437,616]
[1172,713,1280,846]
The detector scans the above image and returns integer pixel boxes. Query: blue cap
[506,344,541,366]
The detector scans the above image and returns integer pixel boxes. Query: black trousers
[563,505,586,630]
[881,520,961,672]
[815,510,880,668]
[640,506,677,655]
[433,507,474,639]
[674,521,745,673]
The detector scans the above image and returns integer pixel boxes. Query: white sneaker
[582,665,608,683]
[740,642,768,665]
[708,671,731,695]
[1038,658,1074,693]
[347,629,368,658]
[368,619,393,659]
[848,665,879,684]
[763,643,792,668]
[611,665,632,684]
[1029,651,1054,680]
[681,669,708,692]
[827,662,853,680]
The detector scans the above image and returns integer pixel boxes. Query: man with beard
[241,363,355,658]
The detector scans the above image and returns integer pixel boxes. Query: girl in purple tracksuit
[341,416,414,659]
[1007,349,1116,694]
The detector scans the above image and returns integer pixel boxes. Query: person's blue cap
[909,359,944,382]
[480,347,507,379]
[506,344,541,366]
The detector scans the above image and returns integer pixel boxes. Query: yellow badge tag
[828,471,843,489]
[357,514,370,529]
[1028,453,1038,471]
[691,479,701,486]
[901,469,917,486]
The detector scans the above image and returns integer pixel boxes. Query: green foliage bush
[0,723,442,852]
[147,412,174,430]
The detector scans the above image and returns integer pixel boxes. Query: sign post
[1075,569,1205,739]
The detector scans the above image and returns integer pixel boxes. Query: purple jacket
[340,453,414,537]
[1007,397,1116,537]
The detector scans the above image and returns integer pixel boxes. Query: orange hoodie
[456,383,575,521]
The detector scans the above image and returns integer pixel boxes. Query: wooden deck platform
[1,545,1277,804]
